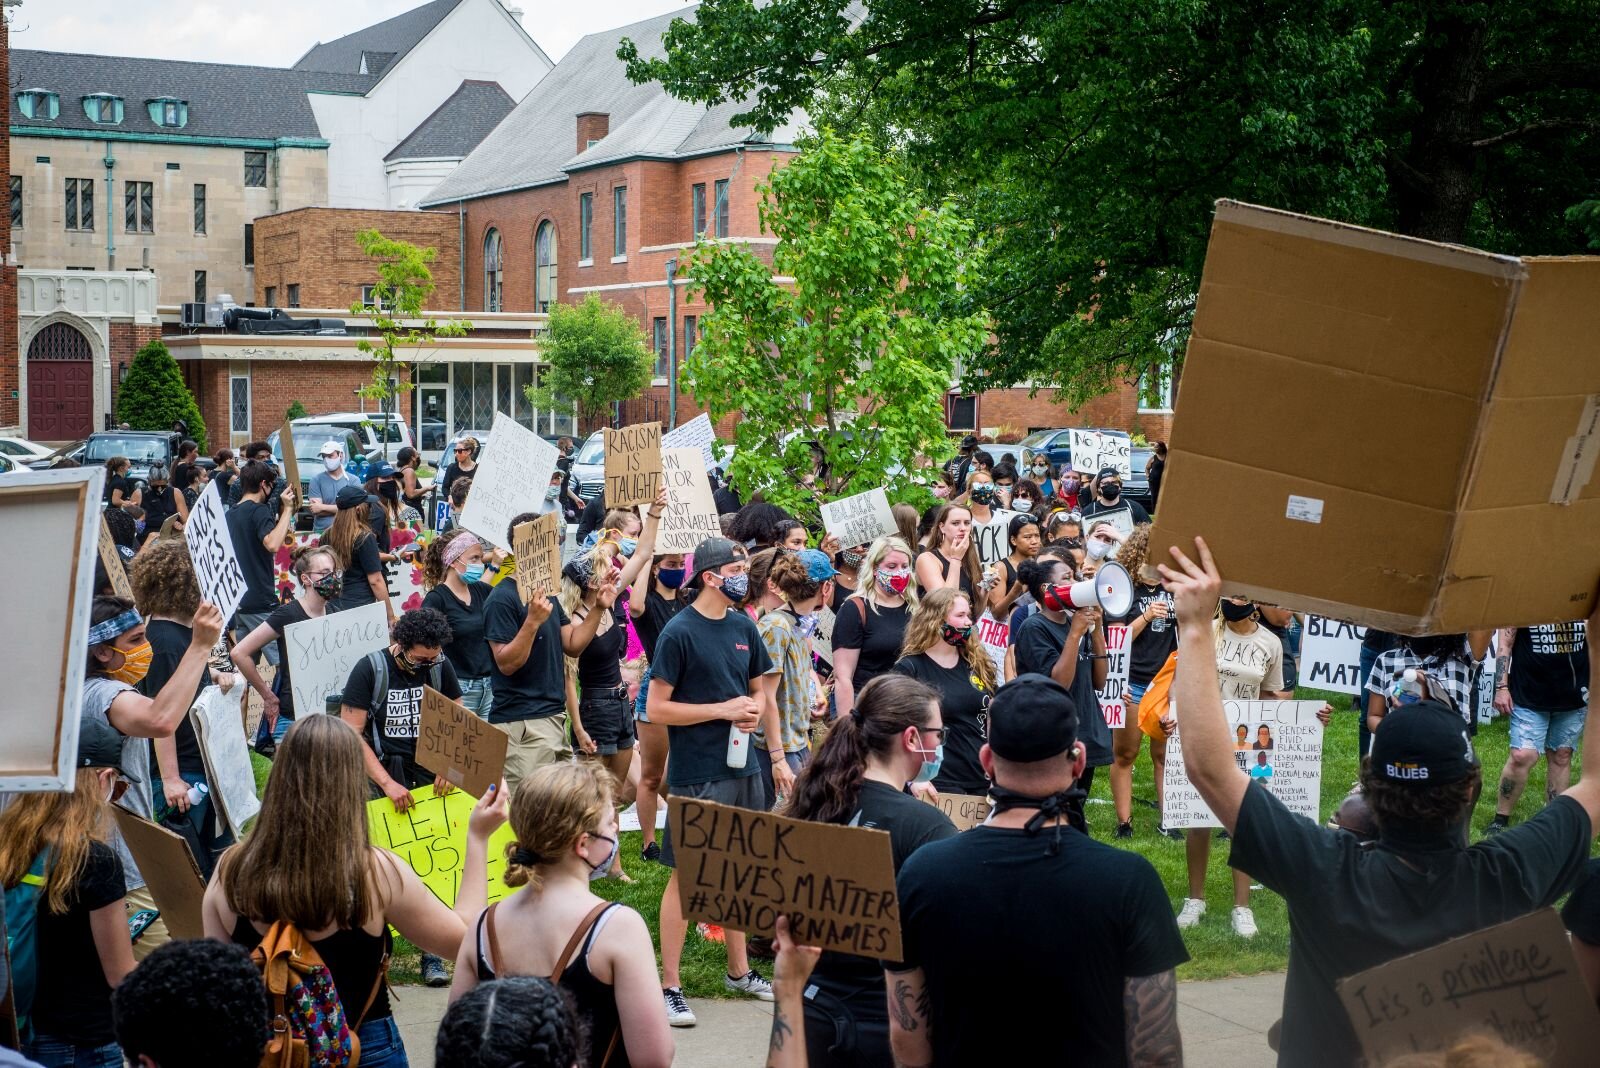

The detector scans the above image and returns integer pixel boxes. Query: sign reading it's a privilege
[661,413,719,471]
[604,422,663,508]
[184,480,247,621]
[669,797,902,960]
[658,447,722,554]
[1163,700,1324,829]
[283,602,390,716]
[417,686,507,798]
[513,511,563,604]
[457,412,560,552]
[820,489,897,550]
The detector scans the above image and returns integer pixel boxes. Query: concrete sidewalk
[393,971,1286,1066]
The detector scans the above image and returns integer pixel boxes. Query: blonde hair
[1114,522,1153,586]
[860,535,919,614]
[503,763,615,892]
[1380,1032,1544,1068]
[901,587,997,692]
[0,769,113,914]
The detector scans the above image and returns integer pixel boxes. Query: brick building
[252,206,461,311]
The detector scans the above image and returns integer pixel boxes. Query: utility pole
[665,257,678,429]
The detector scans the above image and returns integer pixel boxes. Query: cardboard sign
[188,683,261,837]
[972,508,1021,567]
[1337,909,1600,1068]
[669,796,902,960]
[1070,429,1132,478]
[417,686,508,798]
[366,785,517,907]
[110,808,207,939]
[157,512,184,542]
[457,411,560,552]
[820,489,897,550]
[662,412,719,471]
[278,419,301,495]
[604,422,663,508]
[282,602,390,716]
[1150,200,1600,633]
[1,467,100,791]
[659,447,722,554]
[184,480,247,621]
[1096,623,1132,729]
[1163,700,1324,828]
[1083,507,1136,540]
[1301,615,1369,695]
[99,515,135,601]
[928,792,992,831]
[513,510,563,604]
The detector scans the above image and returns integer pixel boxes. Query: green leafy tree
[349,230,469,459]
[284,400,308,421]
[116,339,207,450]
[625,0,1600,402]
[682,129,988,517]
[525,293,654,430]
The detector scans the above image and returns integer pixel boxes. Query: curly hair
[103,505,137,550]
[436,977,586,1068]
[1115,522,1154,585]
[113,939,269,1068]
[768,550,824,603]
[392,606,453,651]
[729,501,794,549]
[422,528,478,590]
[449,475,473,508]
[129,537,201,619]
[1358,756,1481,838]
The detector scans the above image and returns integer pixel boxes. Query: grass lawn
[251,687,1587,996]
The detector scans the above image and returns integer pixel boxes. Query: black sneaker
[1114,822,1134,840]
[1484,817,1510,837]
[642,841,662,863]
[420,954,449,987]
[1158,823,1185,841]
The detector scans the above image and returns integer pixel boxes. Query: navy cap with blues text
[1370,700,1479,786]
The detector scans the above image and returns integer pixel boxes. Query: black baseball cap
[1097,466,1121,482]
[988,674,1078,763]
[691,537,744,582]
[335,484,368,510]
[1369,701,1479,786]
[78,716,139,782]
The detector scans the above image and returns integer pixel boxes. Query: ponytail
[783,675,939,824]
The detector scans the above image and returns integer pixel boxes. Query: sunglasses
[110,779,130,803]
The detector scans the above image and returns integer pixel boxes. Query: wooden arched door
[27,322,95,440]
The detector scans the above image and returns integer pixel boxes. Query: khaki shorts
[126,883,171,962]
[495,714,572,797]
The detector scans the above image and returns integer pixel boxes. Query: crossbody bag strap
[550,902,611,984]
[485,902,505,979]
[351,943,391,1032]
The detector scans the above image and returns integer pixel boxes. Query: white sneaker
[663,987,697,1027]
[725,969,775,1001]
[1175,898,1206,928]
[1232,906,1258,939]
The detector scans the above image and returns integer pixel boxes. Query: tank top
[230,916,392,1023]
[918,548,973,597]
[576,603,626,689]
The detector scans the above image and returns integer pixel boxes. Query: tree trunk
[1391,14,1487,243]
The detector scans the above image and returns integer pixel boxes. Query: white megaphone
[1052,561,1135,618]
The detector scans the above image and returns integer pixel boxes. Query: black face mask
[379,482,400,501]
[1220,600,1255,622]
[1100,483,1121,501]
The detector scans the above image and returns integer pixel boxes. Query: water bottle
[185,782,210,807]
[1391,668,1425,706]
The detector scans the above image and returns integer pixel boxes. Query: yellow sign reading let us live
[366,786,518,907]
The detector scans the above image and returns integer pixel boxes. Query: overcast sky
[8,0,692,65]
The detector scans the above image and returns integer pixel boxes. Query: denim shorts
[580,687,636,755]
[1509,704,1586,753]
[23,1037,123,1067]
[457,675,494,720]
[634,665,653,723]
[354,1016,408,1068]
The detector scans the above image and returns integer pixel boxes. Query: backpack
[1137,651,1180,740]
[361,649,442,761]
[4,851,49,1039]
[253,920,387,1068]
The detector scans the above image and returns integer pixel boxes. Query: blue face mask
[461,562,486,584]
[718,572,751,601]
[134,520,146,534]
[912,741,944,784]
[658,567,686,589]
[618,537,638,558]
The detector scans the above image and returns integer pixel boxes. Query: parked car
[299,411,414,459]
[438,429,493,470]
[0,436,56,465]
[0,453,31,476]
[1018,427,1152,510]
[26,439,86,470]
[568,429,738,504]
[419,418,448,453]
[80,431,185,488]
[266,425,371,498]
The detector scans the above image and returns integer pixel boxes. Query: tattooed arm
[886,967,934,1068]
[767,916,821,1068]
[1124,969,1183,1066]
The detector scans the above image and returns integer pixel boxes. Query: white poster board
[820,489,897,550]
[1083,506,1136,540]
[282,602,390,717]
[1301,615,1368,695]
[0,467,101,791]
[1096,623,1132,728]
[457,412,560,552]
[972,508,1021,567]
[658,447,722,554]
[1069,429,1132,478]
[188,683,260,837]
[976,611,1010,682]
[662,413,719,471]
[1163,700,1325,828]
[184,479,247,622]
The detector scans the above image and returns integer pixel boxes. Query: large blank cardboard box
[1149,200,1600,634]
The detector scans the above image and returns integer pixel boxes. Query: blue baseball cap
[796,548,838,583]
[369,461,398,479]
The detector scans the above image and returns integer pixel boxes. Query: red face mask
[1041,583,1073,612]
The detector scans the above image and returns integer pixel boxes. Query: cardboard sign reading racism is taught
[513,510,563,604]
[1336,909,1600,1068]
[184,480,247,621]
[417,686,507,798]
[820,489,897,551]
[669,797,902,960]
[604,422,663,508]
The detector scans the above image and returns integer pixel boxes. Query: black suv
[79,430,185,488]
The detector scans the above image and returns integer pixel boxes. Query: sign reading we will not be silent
[604,422,663,508]
[417,686,507,799]
[669,797,902,960]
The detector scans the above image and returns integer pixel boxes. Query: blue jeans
[24,1037,123,1067]
[458,675,494,720]
[355,1016,409,1068]
[635,665,653,723]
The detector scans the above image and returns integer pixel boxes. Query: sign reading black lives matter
[1163,700,1324,829]
[669,797,902,960]
[184,480,246,621]
[820,489,897,550]
[1301,615,1368,695]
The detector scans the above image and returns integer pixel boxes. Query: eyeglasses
[454,446,471,454]
[919,726,949,741]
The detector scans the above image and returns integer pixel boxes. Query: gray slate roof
[10,50,372,141]
[293,0,463,75]
[419,5,802,206]
[385,80,516,161]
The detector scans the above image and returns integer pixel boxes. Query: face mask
[1086,537,1116,562]
[104,641,153,685]
[876,568,911,596]
[933,484,950,499]
[134,520,146,534]
[912,741,944,784]
[1012,497,1033,511]
[323,457,341,472]
[311,573,344,600]
[1062,477,1080,493]
[657,567,686,589]
[970,484,996,504]
[1042,583,1074,613]
[618,537,638,558]
[1032,465,1050,476]
[460,562,486,584]
[586,833,619,881]
[840,549,865,569]
[940,621,973,647]
[793,611,820,639]
[1221,600,1255,622]
[379,482,399,500]
[718,572,750,601]
[1100,483,1121,501]
[546,483,560,501]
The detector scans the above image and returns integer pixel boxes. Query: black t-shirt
[894,825,1188,1067]
[893,653,991,795]
[575,602,626,690]
[440,461,476,501]
[1509,623,1589,712]
[141,618,207,777]
[1561,858,1600,946]
[633,587,681,661]
[831,597,911,696]
[32,840,126,1045]
[1013,611,1111,766]
[651,605,774,787]
[421,581,496,679]
[227,498,281,613]
[812,780,957,991]
[265,599,313,718]
[330,533,384,610]
[1230,781,1592,1068]
[343,649,461,784]
[576,494,608,544]
[1125,583,1177,686]
[105,474,133,504]
[482,583,570,723]
[1082,498,1150,526]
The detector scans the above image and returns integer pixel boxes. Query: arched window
[534,221,557,313]
[483,228,502,312]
